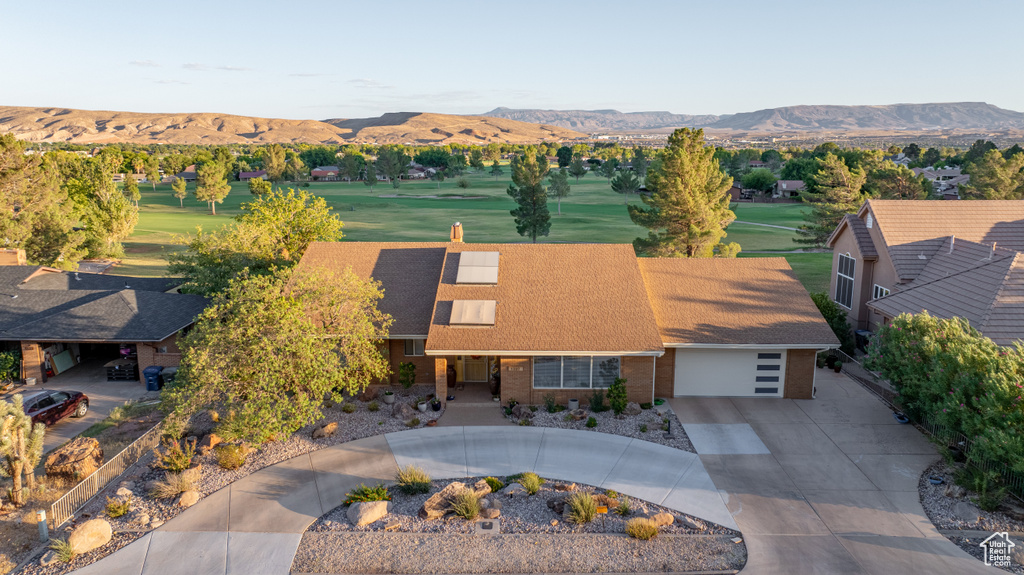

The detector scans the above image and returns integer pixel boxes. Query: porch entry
[458,356,491,382]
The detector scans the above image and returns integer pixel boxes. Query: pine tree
[489,160,504,181]
[363,163,377,192]
[795,153,866,247]
[0,395,45,506]
[610,170,640,205]
[567,155,587,183]
[506,152,551,242]
[628,128,739,258]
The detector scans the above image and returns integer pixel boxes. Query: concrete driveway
[670,369,998,575]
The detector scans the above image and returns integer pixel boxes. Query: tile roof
[864,199,1024,281]
[828,215,878,259]
[639,258,839,347]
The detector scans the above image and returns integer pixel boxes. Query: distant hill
[483,102,1024,132]
[0,107,585,145]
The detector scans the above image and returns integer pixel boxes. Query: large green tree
[194,161,231,215]
[376,147,410,188]
[363,163,377,191]
[866,162,932,200]
[741,168,777,198]
[262,144,287,182]
[795,153,866,247]
[632,147,649,183]
[122,173,140,207]
[628,128,739,258]
[960,149,1024,200]
[506,152,551,242]
[341,154,365,183]
[164,266,392,444]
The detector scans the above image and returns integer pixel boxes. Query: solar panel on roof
[450,300,496,326]
[460,251,499,267]
[455,251,500,284]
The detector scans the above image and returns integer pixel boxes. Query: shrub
[957,467,1008,512]
[406,417,420,427]
[0,350,20,383]
[398,362,416,389]
[342,403,357,414]
[344,483,391,505]
[639,402,652,410]
[562,414,574,422]
[810,291,855,354]
[608,378,628,415]
[517,472,544,495]
[605,489,619,498]
[518,419,532,426]
[567,491,597,524]
[484,477,504,492]
[150,471,195,499]
[49,538,76,563]
[625,517,658,540]
[588,390,608,412]
[105,495,131,518]
[450,488,481,519]
[367,401,380,412]
[543,394,557,413]
[529,405,538,412]
[395,465,432,495]
[615,500,632,516]
[639,424,648,433]
[153,439,195,473]
[456,176,471,189]
[586,417,597,428]
[215,444,247,470]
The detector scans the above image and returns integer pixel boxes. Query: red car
[22,389,89,426]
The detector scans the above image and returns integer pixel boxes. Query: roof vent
[949,235,955,253]
[450,300,496,326]
[456,251,500,285]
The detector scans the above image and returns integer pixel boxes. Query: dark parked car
[22,389,89,426]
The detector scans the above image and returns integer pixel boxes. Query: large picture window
[835,254,855,309]
[533,356,620,389]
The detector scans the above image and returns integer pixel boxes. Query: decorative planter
[653,398,665,406]
[426,420,438,427]
[568,399,579,411]
[417,402,428,412]
[826,356,837,369]
[833,364,842,373]
[893,412,910,424]
[431,401,442,412]
[382,392,395,405]
[928,475,944,485]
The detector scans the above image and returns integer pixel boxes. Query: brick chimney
[0,249,26,266]
[450,222,463,243]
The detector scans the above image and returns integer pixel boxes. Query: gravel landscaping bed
[507,405,694,454]
[919,460,1024,573]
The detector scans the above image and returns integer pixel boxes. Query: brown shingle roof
[638,258,839,347]
[864,199,1024,281]
[296,242,448,336]
[426,244,664,354]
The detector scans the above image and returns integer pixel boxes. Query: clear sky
[2,0,1020,120]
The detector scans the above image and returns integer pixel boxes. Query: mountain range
[483,102,1024,132]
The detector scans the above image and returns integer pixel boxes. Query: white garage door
[673,349,786,397]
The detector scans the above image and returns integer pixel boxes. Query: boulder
[68,518,112,554]
[553,483,576,492]
[593,494,619,508]
[500,483,527,497]
[951,501,982,524]
[481,508,500,519]
[45,438,104,481]
[511,404,534,420]
[480,498,490,509]
[181,465,203,482]
[944,484,966,499]
[393,403,417,421]
[679,516,707,531]
[547,498,566,514]
[39,550,59,566]
[358,387,378,402]
[347,500,390,526]
[312,422,338,439]
[650,512,674,527]
[132,513,151,526]
[197,434,223,455]
[177,490,201,508]
[623,402,642,416]
[472,479,491,498]
[490,498,502,510]
[420,482,468,520]
[567,409,588,421]
[115,487,133,500]
[150,520,164,529]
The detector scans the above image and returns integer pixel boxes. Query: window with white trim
[835,254,855,309]
[872,284,890,299]
[532,356,620,389]
[403,339,425,356]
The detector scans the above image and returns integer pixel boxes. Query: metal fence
[49,423,163,528]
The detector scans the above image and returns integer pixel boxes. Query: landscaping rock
[177,490,201,508]
[567,409,587,421]
[952,501,982,524]
[480,498,490,509]
[358,387,378,402]
[680,516,707,531]
[68,518,112,554]
[39,550,59,566]
[197,433,223,455]
[312,422,338,439]
[133,513,151,526]
[553,483,576,492]
[115,487,133,500]
[392,403,417,421]
[45,438,104,481]
[547,498,566,514]
[150,520,164,528]
[384,521,401,531]
[511,404,534,420]
[650,512,674,527]
[944,484,966,499]
[623,402,642,416]
[500,483,526,497]
[490,498,502,510]
[593,494,619,508]
[481,508,500,519]
[347,500,389,526]
[420,482,468,519]
[472,479,491,498]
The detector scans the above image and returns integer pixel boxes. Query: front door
[463,356,488,382]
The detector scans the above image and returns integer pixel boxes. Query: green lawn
[115,171,831,292]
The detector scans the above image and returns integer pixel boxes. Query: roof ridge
[877,252,1016,303]
[980,252,1024,331]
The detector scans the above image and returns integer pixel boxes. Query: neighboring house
[295,227,838,406]
[912,167,970,198]
[883,153,912,167]
[774,180,805,198]
[825,199,1024,344]
[175,165,198,182]
[112,173,147,183]
[728,183,750,202]
[748,160,766,169]
[311,166,340,181]
[0,265,207,385]
[239,170,267,181]
[407,167,427,179]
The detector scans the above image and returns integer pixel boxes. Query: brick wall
[784,349,816,399]
[387,339,435,385]
[434,358,448,407]
[654,351,675,399]
[137,334,183,382]
[499,356,655,406]
[621,356,655,404]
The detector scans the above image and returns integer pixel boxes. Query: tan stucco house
[296,231,838,406]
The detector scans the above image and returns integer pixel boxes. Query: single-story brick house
[0,264,207,385]
[238,170,267,181]
[295,228,838,406]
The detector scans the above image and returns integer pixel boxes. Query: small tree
[431,169,446,189]
[608,378,628,416]
[567,155,587,183]
[599,159,619,180]
[741,168,778,200]
[195,161,231,215]
[489,160,504,181]
[363,163,377,192]
[548,168,571,215]
[610,170,640,205]
[0,395,45,506]
[506,153,551,243]
[248,176,272,195]
[172,177,188,207]
[145,156,161,191]
[122,174,141,207]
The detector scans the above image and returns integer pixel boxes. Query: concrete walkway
[670,370,999,575]
[71,427,731,575]
[732,220,799,231]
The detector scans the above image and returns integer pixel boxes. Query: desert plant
[0,394,45,505]
[406,417,420,427]
[588,390,607,412]
[215,444,248,470]
[543,394,557,413]
[625,517,658,540]
[49,538,76,563]
[605,489,619,498]
[450,488,481,519]
[517,472,544,495]
[484,476,504,492]
[562,413,573,422]
[586,416,597,428]
[608,378,628,415]
[639,402,652,410]
[567,491,597,524]
[615,500,632,516]
[518,419,532,426]
[153,438,195,473]
[341,403,357,414]
[367,401,380,412]
[150,471,195,499]
[398,362,416,389]
[957,467,1008,512]
[105,495,131,518]
[639,424,648,433]
[344,483,391,505]
[395,465,432,495]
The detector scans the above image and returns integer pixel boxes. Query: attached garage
[673,348,785,397]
